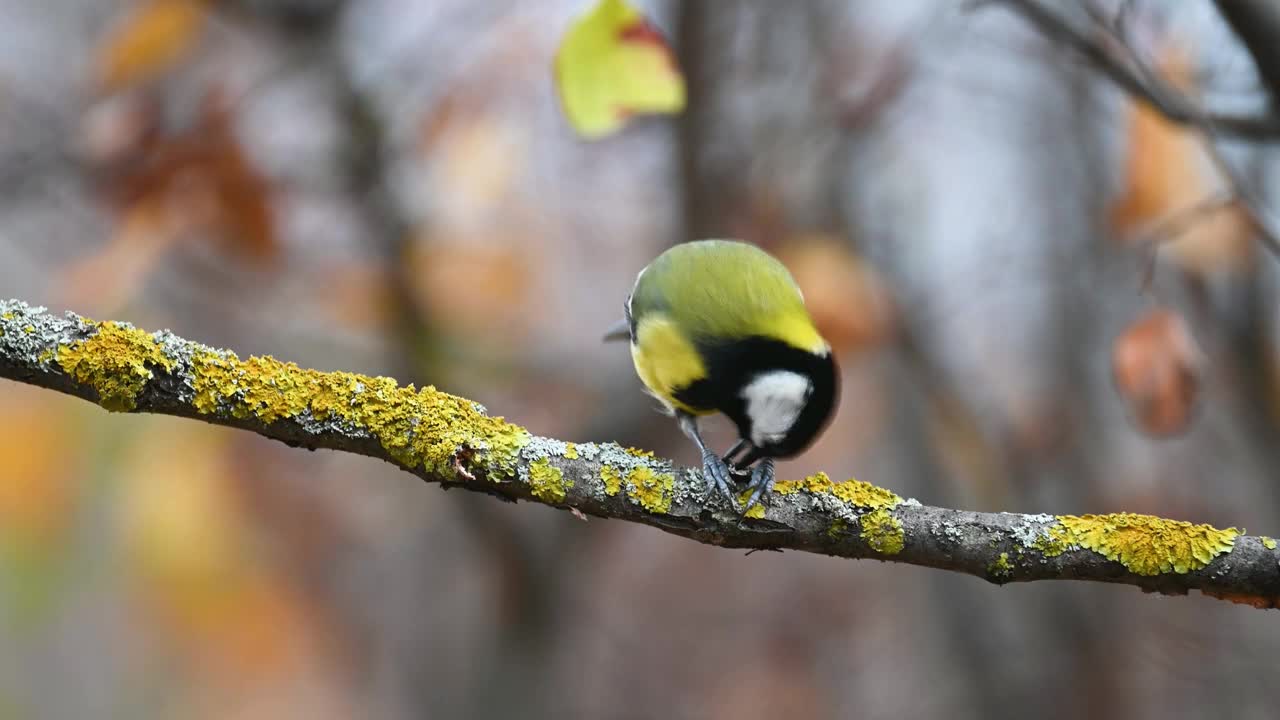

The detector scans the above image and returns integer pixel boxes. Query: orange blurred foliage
[702,662,830,720]
[314,262,397,333]
[120,424,322,685]
[0,389,75,546]
[95,0,211,93]
[65,90,278,310]
[1108,40,1254,274]
[1202,590,1280,609]
[407,239,534,345]
[60,200,177,313]
[1112,307,1204,437]
[106,91,276,263]
[775,235,896,354]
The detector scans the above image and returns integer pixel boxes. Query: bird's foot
[700,448,737,507]
[740,458,775,517]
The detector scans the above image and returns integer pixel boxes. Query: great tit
[605,239,838,511]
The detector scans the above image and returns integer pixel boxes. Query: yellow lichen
[1034,524,1072,558]
[56,321,176,412]
[773,472,902,511]
[529,458,570,503]
[1264,537,1277,551]
[988,552,1012,578]
[831,479,901,510]
[626,466,674,514]
[192,351,312,422]
[1,312,13,320]
[826,519,848,540]
[601,465,623,496]
[774,472,835,496]
[1037,513,1238,576]
[188,347,530,479]
[739,487,766,519]
[564,443,579,460]
[860,508,904,555]
[624,447,656,459]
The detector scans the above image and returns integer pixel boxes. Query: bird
[604,239,839,512]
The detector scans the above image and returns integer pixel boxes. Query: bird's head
[736,347,838,459]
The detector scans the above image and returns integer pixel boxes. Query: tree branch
[983,0,1280,261]
[1213,0,1280,106]
[981,0,1280,139]
[2,298,1279,607]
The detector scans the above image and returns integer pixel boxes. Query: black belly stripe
[665,335,838,459]
[672,379,720,414]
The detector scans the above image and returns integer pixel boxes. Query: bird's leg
[677,412,736,505]
[741,457,775,516]
[735,446,764,470]
[732,447,771,514]
[721,439,751,468]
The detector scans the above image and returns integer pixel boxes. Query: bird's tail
[601,318,630,342]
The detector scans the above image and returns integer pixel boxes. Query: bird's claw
[740,458,775,517]
[700,448,737,507]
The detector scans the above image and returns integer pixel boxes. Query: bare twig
[2,298,1279,607]
[1212,0,1280,105]
[981,0,1280,139]
[1132,194,1240,251]
[1192,124,1279,256]
[1133,192,1240,291]
[985,0,1280,261]
[1098,4,1280,259]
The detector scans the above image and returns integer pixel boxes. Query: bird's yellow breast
[630,313,714,415]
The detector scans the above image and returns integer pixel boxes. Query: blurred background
[1,0,1280,718]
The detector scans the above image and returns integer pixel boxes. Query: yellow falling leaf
[96,0,209,92]
[554,0,686,139]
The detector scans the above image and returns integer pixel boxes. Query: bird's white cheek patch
[741,370,811,446]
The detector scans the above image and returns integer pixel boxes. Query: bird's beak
[601,318,630,343]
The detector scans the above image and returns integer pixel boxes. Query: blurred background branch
[987,0,1280,262]
[1211,0,1280,102]
[984,0,1280,137]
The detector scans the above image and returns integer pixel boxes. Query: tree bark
[2,298,1278,607]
